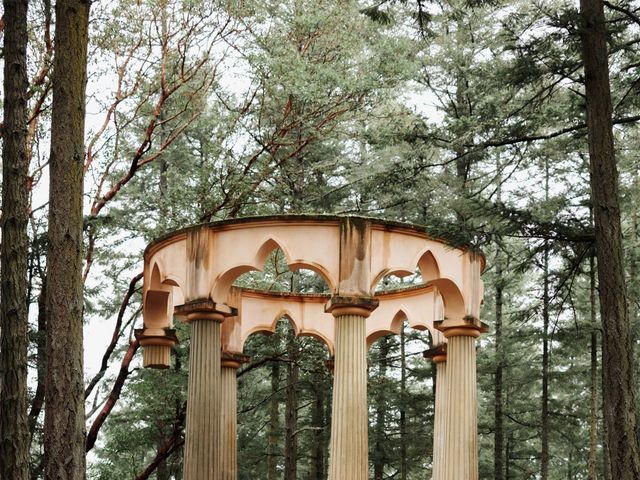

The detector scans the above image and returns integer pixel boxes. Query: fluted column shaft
[184,314,224,480]
[440,327,480,480]
[432,355,448,480]
[328,309,369,480]
[220,352,248,480]
[220,365,237,480]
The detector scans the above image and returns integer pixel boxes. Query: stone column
[134,328,178,369]
[437,323,483,480]
[220,352,250,480]
[176,301,235,480]
[325,297,378,480]
[425,345,447,480]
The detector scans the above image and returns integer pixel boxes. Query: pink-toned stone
[139,215,485,479]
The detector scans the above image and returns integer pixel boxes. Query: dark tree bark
[0,1,30,479]
[156,439,169,480]
[541,161,550,480]
[494,158,505,480]
[588,252,598,480]
[135,432,185,480]
[505,429,512,480]
[373,336,390,480]
[399,327,408,480]
[267,362,280,480]
[494,256,504,480]
[580,1,640,478]
[310,382,325,480]
[284,332,298,480]
[541,242,550,480]
[323,384,331,479]
[44,0,90,478]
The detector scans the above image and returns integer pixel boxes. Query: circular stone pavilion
[136,215,486,480]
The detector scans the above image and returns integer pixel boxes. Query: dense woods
[1,0,640,479]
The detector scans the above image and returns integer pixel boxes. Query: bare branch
[84,272,143,400]
[134,420,185,480]
[85,340,140,452]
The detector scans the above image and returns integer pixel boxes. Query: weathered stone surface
[139,215,486,479]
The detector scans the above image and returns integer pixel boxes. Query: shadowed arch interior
[429,278,465,321]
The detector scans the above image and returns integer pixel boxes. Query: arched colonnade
[137,215,486,480]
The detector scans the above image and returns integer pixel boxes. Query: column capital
[135,328,179,369]
[175,299,237,323]
[221,351,250,369]
[324,295,379,318]
[435,316,488,339]
[424,344,447,364]
[135,327,179,347]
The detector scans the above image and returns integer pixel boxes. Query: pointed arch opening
[429,278,465,322]
[238,314,332,477]
[371,247,444,294]
[373,265,425,294]
[367,317,437,476]
[212,236,333,301]
[233,247,331,296]
[417,250,440,283]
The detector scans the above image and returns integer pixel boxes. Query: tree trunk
[323,381,331,480]
[630,171,640,459]
[284,332,298,480]
[267,362,280,480]
[541,161,550,480]
[580,1,640,478]
[588,252,598,480]
[400,327,408,480]
[429,347,437,472]
[505,427,513,480]
[44,1,90,478]
[156,439,169,480]
[373,336,390,480]
[541,245,550,480]
[0,1,30,478]
[494,255,504,480]
[310,383,325,480]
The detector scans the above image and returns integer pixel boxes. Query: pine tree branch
[237,353,285,378]
[604,1,640,27]
[473,114,640,149]
[487,201,594,243]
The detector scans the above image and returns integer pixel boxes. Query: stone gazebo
[136,215,485,480]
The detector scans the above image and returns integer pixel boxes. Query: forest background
[1,0,640,479]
